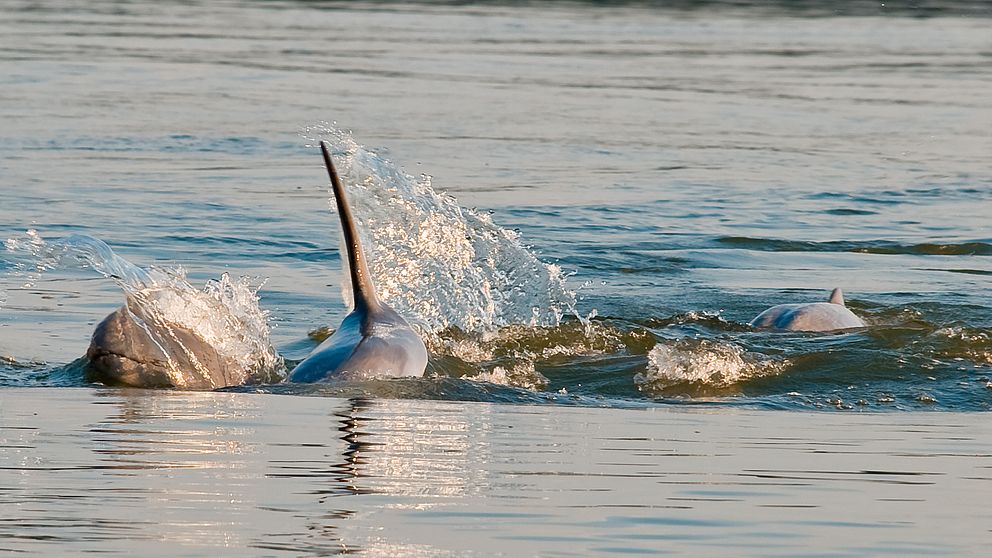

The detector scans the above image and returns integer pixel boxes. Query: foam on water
[635,339,789,395]
[465,361,549,391]
[4,231,283,386]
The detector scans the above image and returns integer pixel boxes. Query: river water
[3,389,992,556]
[1,0,990,555]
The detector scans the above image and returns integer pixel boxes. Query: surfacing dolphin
[87,300,242,389]
[749,288,866,332]
[288,141,428,382]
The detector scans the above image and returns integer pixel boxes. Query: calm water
[3,388,992,556]
[1,0,991,554]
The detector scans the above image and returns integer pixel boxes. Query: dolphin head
[85,304,237,389]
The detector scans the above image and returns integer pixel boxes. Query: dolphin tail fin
[828,288,845,306]
[319,141,380,311]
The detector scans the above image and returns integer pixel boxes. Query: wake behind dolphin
[288,142,428,382]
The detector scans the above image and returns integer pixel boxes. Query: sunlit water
[2,389,991,556]
[1,0,991,554]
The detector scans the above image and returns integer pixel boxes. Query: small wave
[0,354,47,370]
[855,306,992,368]
[223,377,637,408]
[717,236,992,256]
[0,357,88,388]
[637,310,751,334]
[634,339,788,396]
[437,318,650,362]
[464,361,549,391]
[424,319,648,391]
[929,327,992,366]
[21,135,296,156]
[302,123,580,341]
[822,208,879,216]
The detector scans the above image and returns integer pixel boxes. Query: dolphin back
[750,288,865,332]
[288,143,428,382]
[289,305,428,382]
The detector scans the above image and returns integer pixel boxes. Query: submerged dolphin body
[749,288,866,332]
[86,301,242,389]
[288,142,428,382]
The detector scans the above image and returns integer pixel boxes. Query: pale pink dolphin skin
[749,288,866,332]
[288,141,428,382]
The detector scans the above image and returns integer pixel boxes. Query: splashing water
[635,339,789,396]
[5,231,283,386]
[302,124,580,345]
[465,362,550,391]
[6,229,159,289]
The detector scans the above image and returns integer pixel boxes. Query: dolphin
[86,299,243,389]
[288,141,428,382]
[749,288,866,332]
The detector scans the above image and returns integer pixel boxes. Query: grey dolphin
[86,301,242,389]
[749,288,866,332]
[288,141,428,382]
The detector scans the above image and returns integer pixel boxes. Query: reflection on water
[2,389,991,556]
[0,390,266,551]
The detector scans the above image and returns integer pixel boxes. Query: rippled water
[3,389,992,556]
[0,0,990,553]
[3,0,990,409]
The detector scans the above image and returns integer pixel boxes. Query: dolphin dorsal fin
[828,288,845,306]
[320,141,380,312]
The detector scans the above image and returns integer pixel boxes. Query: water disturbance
[302,126,581,333]
[6,116,989,409]
[0,1,990,409]
[4,231,283,387]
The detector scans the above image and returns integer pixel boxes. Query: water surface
[0,2,991,552]
[3,388,991,556]
[2,0,990,409]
